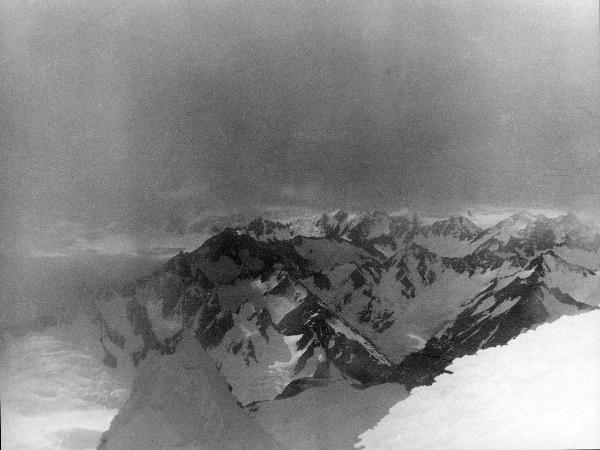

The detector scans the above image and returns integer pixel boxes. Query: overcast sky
[1,0,599,253]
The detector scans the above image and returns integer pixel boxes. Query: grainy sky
[1,0,599,251]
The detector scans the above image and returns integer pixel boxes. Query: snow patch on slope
[207,302,322,405]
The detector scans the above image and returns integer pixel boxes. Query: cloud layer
[1,0,599,253]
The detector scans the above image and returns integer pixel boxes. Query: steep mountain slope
[357,310,600,450]
[98,333,282,450]
[305,242,500,362]
[394,251,599,389]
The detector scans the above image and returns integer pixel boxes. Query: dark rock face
[247,217,291,240]
[357,301,374,323]
[349,269,366,289]
[549,286,594,308]
[275,377,330,400]
[324,330,393,384]
[248,307,273,341]
[526,250,596,276]
[277,293,327,336]
[277,293,393,385]
[393,259,416,299]
[180,285,206,319]
[162,330,184,355]
[463,244,527,273]
[372,310,394,333]
[228,338,258,366]
[444,278,550,353]
[102,349,118,368]
[126,300,162,366]
[246,218,267,238]
[266,271,293,295]
[195,268,216,290]
[101,322,126,349]
[313,272,332,290]
[202,312,235,349]
[196,228,312,280]
[194,294,234,349]
[413,245,438,285]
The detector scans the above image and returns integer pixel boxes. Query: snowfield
[356,310,600,450]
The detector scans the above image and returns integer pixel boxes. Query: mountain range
[93,209,600,448]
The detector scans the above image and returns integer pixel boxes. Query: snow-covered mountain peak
[475,211,540,243]
[467,211,600,258]
[423,215,481,240]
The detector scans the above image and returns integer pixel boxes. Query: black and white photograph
[1,1,599,449]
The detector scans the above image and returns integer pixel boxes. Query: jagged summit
[419,215,481,241]
[237,208,598,249]
[525,250,595,275]
[240,210,487,259]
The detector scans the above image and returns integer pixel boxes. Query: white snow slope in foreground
[356,309,600,450]
[98,333,282,450]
